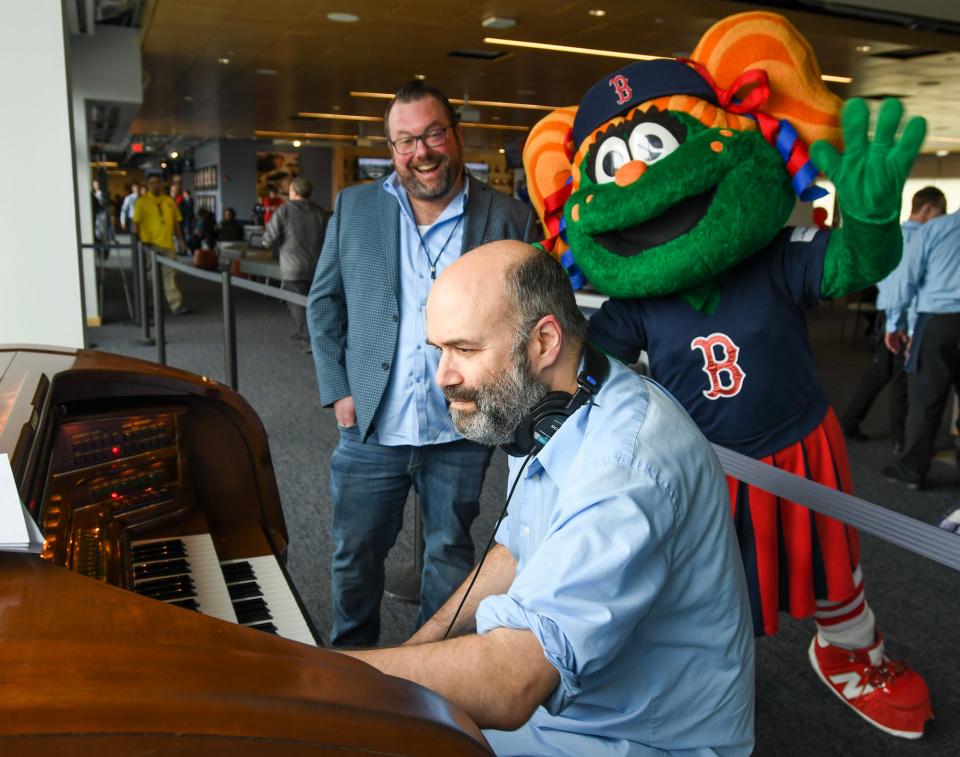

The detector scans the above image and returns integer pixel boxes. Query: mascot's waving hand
[524,11,931,739]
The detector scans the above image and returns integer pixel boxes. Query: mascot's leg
[727,408,932,739]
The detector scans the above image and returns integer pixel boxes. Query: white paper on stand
[0,453,43,552]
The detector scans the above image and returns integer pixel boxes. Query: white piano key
[131,534,237,623]
[221,555,317,645]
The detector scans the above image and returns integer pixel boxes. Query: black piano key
[233,597,271,623]
[248,622,278,635]
[133,558,190,580]
[135,577,195,596]
[226,581,262,601]
[134,574,196,592]
[131,542,187,562]
[221,561,256,583]
[169,598,200,611]
[141,584,196,601]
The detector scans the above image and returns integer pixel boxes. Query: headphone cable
[442,451,534,640]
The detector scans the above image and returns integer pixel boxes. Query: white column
[0,2,84,347]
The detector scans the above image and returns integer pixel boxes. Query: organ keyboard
[0,345,489,753]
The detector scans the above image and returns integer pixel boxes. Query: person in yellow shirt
[132,174,189,314]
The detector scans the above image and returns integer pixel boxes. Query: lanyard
[414,214,464,280]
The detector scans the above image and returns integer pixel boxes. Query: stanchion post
[135,242,155,345]
[384,493,425,604]
[153,253,165,365]
[222,270,237,390]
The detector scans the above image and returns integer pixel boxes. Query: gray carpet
[90,269,959,755]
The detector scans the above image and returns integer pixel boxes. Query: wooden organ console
[0,345,490,754]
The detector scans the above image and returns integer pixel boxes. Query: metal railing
[150,250,304,391]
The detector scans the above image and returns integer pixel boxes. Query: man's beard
[397,150,463,201]
[444,345,548,446]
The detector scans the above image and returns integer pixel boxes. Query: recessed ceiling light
[327,12,359,23]
[414,73,426,80]
[936,149,950,157]
[292,139,302,147]
[170,151,179,159]
[855,45,872,53]
[218,57,231,65]
[482,16,517,29]
[498,148,506,153]
[588,9,606,17]
[256,68,278,76]
[160,162,167,168]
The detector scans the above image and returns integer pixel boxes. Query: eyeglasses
[389,125,452,155]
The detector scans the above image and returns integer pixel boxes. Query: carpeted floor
[90,266,959,755]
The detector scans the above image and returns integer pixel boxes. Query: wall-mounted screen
[465,162,489,183]
[356,157,393,180]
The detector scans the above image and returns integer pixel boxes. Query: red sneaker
[808,632,932,739]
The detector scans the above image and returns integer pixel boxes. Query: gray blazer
[307,174,539,439]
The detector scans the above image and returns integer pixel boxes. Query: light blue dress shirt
[121,191,139,227]
[374,173,468,446]
[886,210,960,334]
[879,219,920,333]
[476,359,755,756]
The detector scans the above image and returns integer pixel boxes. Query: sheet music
[0,453,42,552]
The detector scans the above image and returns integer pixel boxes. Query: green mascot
[523,11,931,739]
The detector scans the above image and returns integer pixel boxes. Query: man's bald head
[430,240,586,349]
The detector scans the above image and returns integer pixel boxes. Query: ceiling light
[256,68,278,76]
[482,16,517,29]
[461,123,528,132]
[160,162,167,168]
[350,91,559,111]
[297,112,383,122]
[498,148,506,153]
[218,57,230,65]
[327,12,359,23]
[485,36,664,61]
[588,9,606,17]
[491,115,501,121]
[414,74,426,80]
[936,149,950,157]
[821,74,853,84]
[485,37,852,83]
[183,96,192,102]
[292,139,302,147]
[170,151,179,159]
[855,45,872,53]
[255,130,384,142]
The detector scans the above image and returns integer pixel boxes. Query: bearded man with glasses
[307,79,539,647]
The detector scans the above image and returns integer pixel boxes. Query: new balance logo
[690,332,746,400]
[829,671,876,700]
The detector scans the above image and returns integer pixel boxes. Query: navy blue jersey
[588,227,831,458]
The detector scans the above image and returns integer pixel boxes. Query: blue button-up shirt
[375,173,468,446]
[476,359,755,756]
[879,220,921,333]
[886,210,960,333]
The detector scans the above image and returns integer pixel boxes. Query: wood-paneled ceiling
[132,0,960,154]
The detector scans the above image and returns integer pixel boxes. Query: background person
[842,186,947,451]
[263,176,325,352]
[307,79,538,646]
[132,174,189,315]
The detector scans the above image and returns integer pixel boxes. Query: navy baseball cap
[572,59,718,150]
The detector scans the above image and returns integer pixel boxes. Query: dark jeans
[281,280,310,340]
[897,313,960,480]
[842,323,907,444]
[329,427,493,646]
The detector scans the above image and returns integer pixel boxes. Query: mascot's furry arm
[814,98,926,298]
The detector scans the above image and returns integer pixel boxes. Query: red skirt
[727,407,861,637]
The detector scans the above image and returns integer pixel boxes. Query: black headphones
[501,342,609,457]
